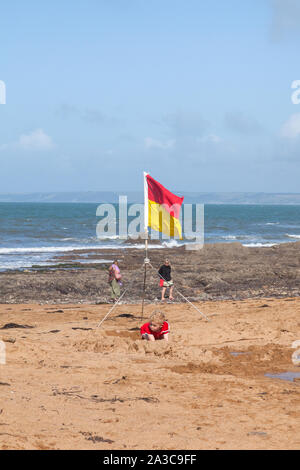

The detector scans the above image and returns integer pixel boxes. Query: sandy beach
[2,0,300,454]
[0,296,299,450]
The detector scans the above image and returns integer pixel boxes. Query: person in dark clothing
[158,259,174,302]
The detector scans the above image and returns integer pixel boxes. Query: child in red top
[140,310,169,342]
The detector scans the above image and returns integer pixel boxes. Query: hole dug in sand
[168,344,295,378]
[73,329,141,354]
[73,329,176,356]
[105,330,139,340]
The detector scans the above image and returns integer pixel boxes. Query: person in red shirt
[140,310,169,342]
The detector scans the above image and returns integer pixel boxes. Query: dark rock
[0,242,299,303]
[0,323,34,330]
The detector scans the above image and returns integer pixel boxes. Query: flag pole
[143,171,149,254]
[141,172,149,320]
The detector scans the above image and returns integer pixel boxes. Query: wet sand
[0,298,299,450]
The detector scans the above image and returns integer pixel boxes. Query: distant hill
[0,191,141,203]
[0,191,300,204]
[180,192,300,204]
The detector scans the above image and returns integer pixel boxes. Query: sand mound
[1,299,300,450]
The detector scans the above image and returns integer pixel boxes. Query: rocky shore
[0,241,299,304]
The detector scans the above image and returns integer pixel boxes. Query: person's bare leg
[161,287,166,301]
[169,286,174,300]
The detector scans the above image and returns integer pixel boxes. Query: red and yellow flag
[145,174,184,239]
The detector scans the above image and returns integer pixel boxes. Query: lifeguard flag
[145,174,184,239]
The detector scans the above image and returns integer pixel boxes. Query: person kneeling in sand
[140,311,169,342]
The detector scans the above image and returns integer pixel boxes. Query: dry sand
[0,298,299,450]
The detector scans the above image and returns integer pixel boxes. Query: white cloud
[280,113,300,138]
[18,129,54,150]
[0,129,55,152]
[145,137,175,150]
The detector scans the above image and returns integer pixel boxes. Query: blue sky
[0,0,300,193]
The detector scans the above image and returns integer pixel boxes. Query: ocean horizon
[0,202,300,271]
[1,191,300,205]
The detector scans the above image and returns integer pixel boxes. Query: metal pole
[148,262,210,322]
[141,239,149,321]
[141,171,150,321]
[97,264,145,328]
[172,287,210,321]
[97,287,129,328]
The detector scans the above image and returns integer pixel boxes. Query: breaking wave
[285,234,300,239]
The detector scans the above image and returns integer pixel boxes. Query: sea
[0,202,300,271]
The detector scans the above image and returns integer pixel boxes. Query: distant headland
[0,191,300,204]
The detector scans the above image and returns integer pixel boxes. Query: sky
[1,0,300,193]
